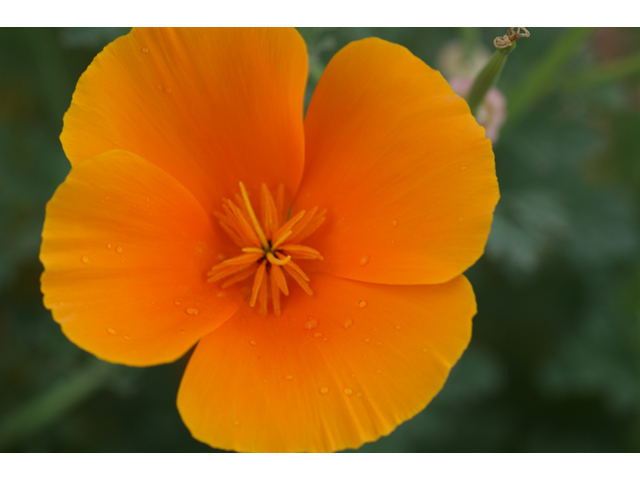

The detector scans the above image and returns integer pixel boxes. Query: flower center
[207,182,325,316]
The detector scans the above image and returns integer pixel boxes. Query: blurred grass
[1,27,640,452]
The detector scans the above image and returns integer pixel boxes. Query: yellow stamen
[270,263,289,296]
[250,261,267,307]
[239,182,269,250]
[270,270,281,317]
[242,247,264,254]
[208,183,324,315]
[273,210,305,241]
[270,230,292,251]
[266,251,291,266]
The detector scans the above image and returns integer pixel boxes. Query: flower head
[40,28,499,452]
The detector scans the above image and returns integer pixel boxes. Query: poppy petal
[300,37,499,285]
[40,150,241,366]
[177,273,474,452]
[61,27,307,214]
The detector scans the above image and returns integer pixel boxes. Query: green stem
[0,360,116,450]
[467,43,516,116]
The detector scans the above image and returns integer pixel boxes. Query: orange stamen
[206,183,324,315]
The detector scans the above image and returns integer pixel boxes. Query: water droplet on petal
[233,419,240,426]
[392,219,398,227]
[364,338,370,343]
[359,255,370,266]
[344,319,353,328]
[358,300,367,308]
[124,335,131,340]
[285,374,294,381]
[107,243,113,249]
[344,388,353,396]
[319,387,329,395]
[142,47,149,53]
[81,256,89,264]
[395,324,402,330]
[304,317,318,330]
[174,301,181,306]
[313,332,322,338]
[186,308,199,315]
[249,340,256,346]
[107,327,116,335]
[461,166,467,170]
[376,369,382,374]
[116,246,123,254]
[216,291,225,298]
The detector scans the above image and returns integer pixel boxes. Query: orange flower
[40,28,499,452]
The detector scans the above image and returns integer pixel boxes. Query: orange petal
[40,150,242,366]
[177,273,474,452]
[299,38,499,285]
[61,28,307,216]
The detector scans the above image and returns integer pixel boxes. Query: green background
[1,27,640,452]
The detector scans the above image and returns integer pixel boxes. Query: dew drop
[304,317,318,330]
[107,327,116,335]
[395,325,402,330]
[233,419,240,426]
[358,300,367,308]
[81,256,89,264]
[124,335,131,340]
[285,374,294,381]
[392,219,398,227]
[313,332,323,338]
[107,243,113,249]
[364,338,370,343]
[461,166,467,170]
[174,301,181,306]
[359,255,370,266]
[344,388,353,396]
[249,340,257,346]
[319,387,329,395]
[186,308,199,315]
[216,291,226,298]
[376,369,382,374]
[116,246,123,254]
[142,47,149,53]
[344,319,354,328]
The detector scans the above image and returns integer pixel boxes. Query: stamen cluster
[207,182,325,316]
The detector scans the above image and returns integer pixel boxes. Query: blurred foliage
[1,27,640,452]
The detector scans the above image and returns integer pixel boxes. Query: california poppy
[40,28,499,452]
